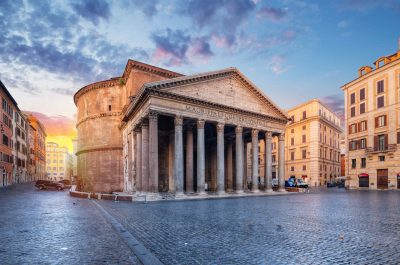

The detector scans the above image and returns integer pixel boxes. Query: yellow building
[274,99,342,187]
[342,45,400,190]
[46,142,72,182]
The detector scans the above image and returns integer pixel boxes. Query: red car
[35,180,65,191]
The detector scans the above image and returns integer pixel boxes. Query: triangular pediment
[146,68,289,120]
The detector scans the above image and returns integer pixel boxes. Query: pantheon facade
[74,60,289,197]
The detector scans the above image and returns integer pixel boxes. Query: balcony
[365,144,397,155]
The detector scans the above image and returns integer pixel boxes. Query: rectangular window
[350,107,356,117]
[350,93,355,104]
[302,135,306,143]
[302,165,306,170]
[302,111,307,120]
[351,159,356,169]
[2,134,8,146]
[302,149,307,159]
[379,156,385,161]
[360,121,367,131]
[361,158,366,168]
[377,96,384,108]
[291,137,294,146]
[291,151,295,161]
[108,105,112,111]
[360,138,366,149]
[378,135,385,151]
[302,125,306,130]
[360,88,365,101]
[360,102,365,114]
[377,115,386,127]
[291,166,294,171]
[291,128,294,134]
[291,115,294,122]
[377,80,384,94]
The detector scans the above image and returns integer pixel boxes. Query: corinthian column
[185,124,194,193]
[197,119,206,195]
[216,123,225,195]
[174,115,184,196]
[278,133,286,192]
[235,126,243,193]
[148,111,159,195]
[141,120,149,193]
[265,131,273,192]
[226,140,233,192]
[251,129,259,192]
[135,127,142,193]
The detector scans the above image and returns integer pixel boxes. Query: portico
[122,68,289,198]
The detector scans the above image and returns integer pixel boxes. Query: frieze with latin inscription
[184,105,271,128]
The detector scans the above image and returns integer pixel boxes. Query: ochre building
[75,60,290,195]
[342,46,400,190]
[279,99,342,187]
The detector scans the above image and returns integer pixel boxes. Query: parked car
[295,178,309,189]
[58,179,72,188]
[35,180,64,191]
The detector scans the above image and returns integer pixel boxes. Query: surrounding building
[75,60,290,195]
[46,142,72,182]
[27,120,36,181]
[72,138,78,183]
[0,81,17,187]
[272,99,342,187]
[342,45,400,190]
[12,111,29,184]
[25,114,47,180]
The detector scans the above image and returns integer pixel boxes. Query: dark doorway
[377,169,388,189]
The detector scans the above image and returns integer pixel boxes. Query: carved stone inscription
[185,105,270,128]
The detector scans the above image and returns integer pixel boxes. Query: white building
[46,142,73,182]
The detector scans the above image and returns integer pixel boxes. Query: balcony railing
[365,144,397,154]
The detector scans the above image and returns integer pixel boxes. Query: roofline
[0,80,19,109]
[286,98,341,119]
[341,53,400,90]
[74,60,184,105]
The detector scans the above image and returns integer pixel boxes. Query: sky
[0,0,399,152]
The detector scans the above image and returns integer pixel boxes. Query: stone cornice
[76,146,123,156]
[74,78,120,105]
[123,68,290,122]
[123,88,288,125]
[121,59,183,82]
[76,112,122,128]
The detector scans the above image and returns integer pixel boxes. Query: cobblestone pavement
[2,184,400,265]
[98,189,400,265]
[0,183,140,265]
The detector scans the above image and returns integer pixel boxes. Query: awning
[358,173,369,178]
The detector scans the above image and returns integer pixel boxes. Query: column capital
[251,129,259,138]
[278,133,285,141]
[197,119,205,129]
[141,118,149,127]
[235,125,243,134]
[174,115,183,126]
[216,123,225,133]
[148,110,159,120]
[265,131,273,139]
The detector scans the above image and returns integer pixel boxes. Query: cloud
[51,88,76,96]
[151,28,214,66]
[71,0,111,25]
[268,55,290,74]
[24,111,76,136]
[178,0,256,48]
[257,7,287,22]
[337,19,350,29]
[320,93,345,124]
[337,0,400,12]
[124,0,160,18]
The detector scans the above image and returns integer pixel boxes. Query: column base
[196,191,207,196]
[264,188,274,193]
[217,190,226,196]
[252,189,260,193]
[236,190,244,194]
[175,191,186,199]
[146,192,162,201]
[278,188,287,192]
